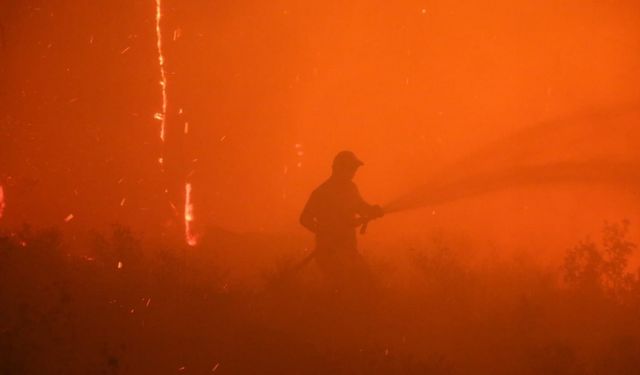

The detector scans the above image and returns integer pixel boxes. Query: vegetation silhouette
[2,220,640,373]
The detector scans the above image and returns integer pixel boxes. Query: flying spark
[64,214,74,222]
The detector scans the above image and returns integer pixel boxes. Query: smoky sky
[1,0,639,244]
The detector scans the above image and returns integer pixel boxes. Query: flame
[154,0,198,246]
[0,185,4,219]
[184,182,197,246]
[155,0,168,146]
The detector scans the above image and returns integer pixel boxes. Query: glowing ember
[64,214,74,222]
[169,201,178,215]
[117,261,123,269]
[173,28,182,41]
[185,182,197,246]
[295,143,304,168]
[0,185,5,219]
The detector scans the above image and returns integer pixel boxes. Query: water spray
[382,160,640,215]
[383,106,640,216]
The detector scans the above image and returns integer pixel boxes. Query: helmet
[332,150,364,171]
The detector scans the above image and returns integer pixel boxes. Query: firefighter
[300,150,384,286]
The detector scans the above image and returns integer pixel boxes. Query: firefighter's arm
[299,192,319,233]
[356,202,383,235]
[354,186,384,220]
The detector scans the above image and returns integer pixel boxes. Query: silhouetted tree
[564,220,638,302]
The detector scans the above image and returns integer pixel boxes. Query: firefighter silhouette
[300,151,384,286]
